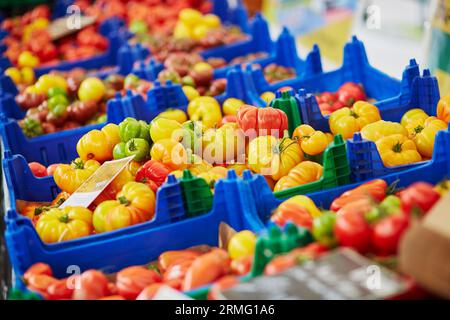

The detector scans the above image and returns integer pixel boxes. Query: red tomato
[208,276,239,300]
[158,250,201,272]
[237,104,288,138]
[163,259,195,282]
[98,295,126,300]
[221,115,237,126]
[264,253,297,276]
[371,214,410,256]
[29,162,48,177]
[24,263,53,281]
[182,249,230,291]
[271,202,313,229]
[47,279,74,300]
[72,270,111,300]
[399,182,441,216]
[337,82,366,106]
[46,163,62,176]
[135,160,170,187]
[334,209,372,253]
[26,274,57,298]
[331,179,388,212]
[116,266,161,300]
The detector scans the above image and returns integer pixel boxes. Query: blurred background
[244,0,449,93]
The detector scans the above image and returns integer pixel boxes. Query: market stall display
[1,0,450,302]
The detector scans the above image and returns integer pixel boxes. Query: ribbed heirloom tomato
[361,120,407,141]
[375,134,422,166]
[274,161,323,192]
[237,104,288,138]
[77,124,120,162]
[292,124,330,156]
[53,158,100,193]
[248,135,303,180]
[93,182,155,233]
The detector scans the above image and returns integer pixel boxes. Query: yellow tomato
[274,161,323,192]
[406,117,448,158]
[150,138,188,170]
[434,180,450,196]
[226,163,248,176]
[228,230,256,260]
[53,158,101,194]
[78,77,106,102]
[437,94,450,123]
[198,166,228,188]
[401,109,429,127]
[150,117,182,142]
[188,96,222,129]
[202,14,221,28]
[179,8,203,26]
[5,67,22,84]
[93,182,155,233]
[248,135,303,181]
[202,123,246,164]
[223,98,245,116]
[275,195,322,219]
[193,62,213,73]
[360,120,407,142]
[292,124,329,156]
[329,101,381,139]
[18,51,39,68]
[21,67,35,85]
[34,74,68,94]
[182,86,200,101]
[36,206,93,243]
[158,108,188,123]
[174,21,192,39]
[77,124,120,162]
[188,154,213,175]
[170,170,184,179]
[375,134,422,167]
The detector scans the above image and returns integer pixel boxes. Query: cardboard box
[398,191,450,299]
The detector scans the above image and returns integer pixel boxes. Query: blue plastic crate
[0,16,133,77]
[242,127,450,225]
[292,67,440,133]
[3,168,265,280]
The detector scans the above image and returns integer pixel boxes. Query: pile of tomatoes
[15,70,124,137]
[1,5,109,68]
[272,178,447,257]
[22,229,257,300]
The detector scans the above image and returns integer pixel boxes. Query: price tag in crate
[59,156,135,209]
[220,249,408,300]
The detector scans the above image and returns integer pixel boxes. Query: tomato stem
[118,196,130,206]
[58,214,70,224]
[392,141,403,153]
[349,110,359,118]
[72,160,85,169]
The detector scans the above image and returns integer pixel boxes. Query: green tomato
[47,87,67,98]
[21,117,43,138]
[119,117,151,143]
[97,114,107,124]
[113,142,127,160]
[182,75,196,87]
[181,120,202,153]
[312,211,337,248]
[125,138,150,162]
[47,94,69,110]
[379,195,400,215]
[129,20,148,34]
[124,74,140,88]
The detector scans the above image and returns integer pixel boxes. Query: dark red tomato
[371,214,410,256]
[29,162,48,177]
[399,182,440,216]
[135,160,170,187]
[334,210,372,253]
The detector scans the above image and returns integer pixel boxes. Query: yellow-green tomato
[78,77,106,102]
[228,230,257,260]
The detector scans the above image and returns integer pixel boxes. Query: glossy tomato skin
[72,270,110,300]
[116,266,161,300]
[135,160,170,187]
[399,182,441,216]
[334,210,372,253]
[371,214,410,256]
[47,279,74,300]
[331,179,387,212]
[158,250,201,272]
[24,262,53,281]
[29,162,48,177]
